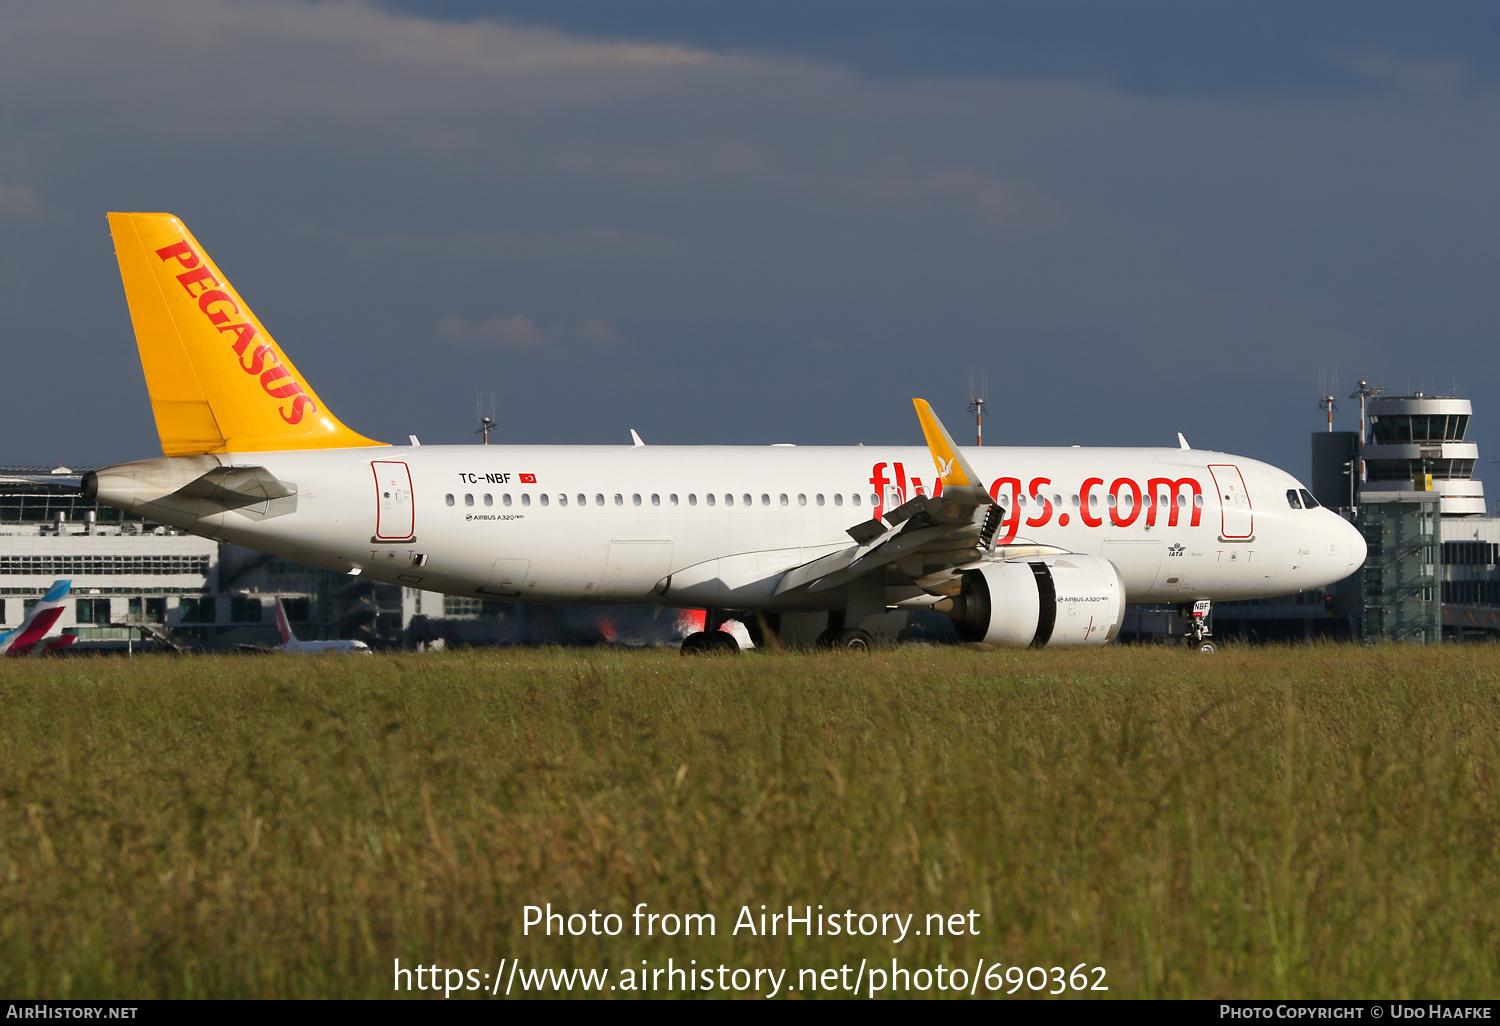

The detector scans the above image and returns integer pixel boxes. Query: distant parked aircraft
[1,580,78,656]
[272,597,371,654]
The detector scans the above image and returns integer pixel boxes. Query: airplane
[1,580,79,657]
[271,597,371,654]
[82,213,1367,654]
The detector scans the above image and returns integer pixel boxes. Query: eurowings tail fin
[912,398,984,491]
[1,579,72,657]
[274,598,297,646]
[107,212,384,456]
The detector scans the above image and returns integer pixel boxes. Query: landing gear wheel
[708,630,740,655]
[814,630,838,651]
[680,631,714,655]
[1196,641,1216,655]
[837,629,874,653]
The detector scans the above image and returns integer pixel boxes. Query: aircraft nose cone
[1345,518,1367,572]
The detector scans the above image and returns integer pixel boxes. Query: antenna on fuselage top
[476,392,497,445]
[967,369,988,447]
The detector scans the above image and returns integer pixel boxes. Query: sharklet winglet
[912,398,985,492]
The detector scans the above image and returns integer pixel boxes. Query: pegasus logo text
[154,240,318,425]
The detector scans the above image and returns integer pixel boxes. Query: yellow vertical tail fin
[912,398,981,489]
[108,212,383,455]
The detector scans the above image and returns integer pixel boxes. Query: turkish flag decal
[519,473,537,484]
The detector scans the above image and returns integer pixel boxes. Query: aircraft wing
[774,400,1030,598]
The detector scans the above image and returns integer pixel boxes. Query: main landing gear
[812,610,874,652]
[815,628,874,652]
[1182,599,1215,654]
[679,607,741,656]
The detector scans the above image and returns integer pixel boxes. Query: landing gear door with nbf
[372,460,415,541]
[1208,464,1253,539]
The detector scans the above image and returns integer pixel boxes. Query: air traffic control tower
[1358,394,1485,515]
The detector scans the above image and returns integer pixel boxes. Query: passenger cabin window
[780,494,789,506]
[615,494,624,506]
[743,493,752,506]
[816,494,825,506]
[651,494,661,506]
[633,494,642,506]
[1286,489,1303,509]
[577,494,586,506]
[595,494,605,506]
[521,494,531,506]
[706,494,716,506]
[725,494,734,507]
[559,494,568,507]
[445,494,455,506]
[852,494,861,506]
[762,494,771,506]
[464,494,474,506]
[798,494,807,506]
[834,494,844,506]
[503,494,512,506]
[484,494,493,506]
[689,494,698,506]
[1300,489,1320,509]
[540,494,549,506]
[870,494,878,506]
[670,494,679,505]
[1194,494,1204,508]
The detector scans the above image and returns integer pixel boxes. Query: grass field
[1,644,1497,999]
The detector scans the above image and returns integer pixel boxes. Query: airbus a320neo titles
[82,213,1366,653]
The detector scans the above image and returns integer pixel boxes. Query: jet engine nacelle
[946,555,1125,647]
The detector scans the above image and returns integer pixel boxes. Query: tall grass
[1,644,1497,998]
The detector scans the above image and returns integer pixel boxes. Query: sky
[2,1,1499,495]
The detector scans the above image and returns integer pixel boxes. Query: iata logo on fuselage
[154,240,317,425]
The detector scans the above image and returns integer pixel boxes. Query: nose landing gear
[1181,599,1215,653]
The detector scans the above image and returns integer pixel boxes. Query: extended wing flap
[774,401,1003,597]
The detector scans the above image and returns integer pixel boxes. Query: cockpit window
[1286,489,1303,509]
[1300,488,1320,509]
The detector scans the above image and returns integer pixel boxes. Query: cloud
[436,314,625,355]
[1331,50,1469,96]
[0,184,40,217]
[0,0,1498,472]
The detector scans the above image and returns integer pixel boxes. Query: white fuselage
[134,443,1364,611]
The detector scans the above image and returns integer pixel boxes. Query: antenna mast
[1349,381,1383,482]
[967,370,988,446]
[476,393,497,445]
[1318,394,1337,433]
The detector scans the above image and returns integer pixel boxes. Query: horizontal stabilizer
[176,466,298,511]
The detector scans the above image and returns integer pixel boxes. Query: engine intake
[946,556,1124,647]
